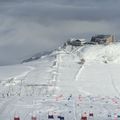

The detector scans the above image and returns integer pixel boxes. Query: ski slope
[1,43,120,119]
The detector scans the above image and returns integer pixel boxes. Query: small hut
[67,38,86,46]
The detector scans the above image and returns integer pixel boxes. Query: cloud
[0,0,120,65]
[1,0,120,22]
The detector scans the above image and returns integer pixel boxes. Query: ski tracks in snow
[75,64,84,81]
[107,66,120,97]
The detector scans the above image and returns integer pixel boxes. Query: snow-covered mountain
[22,51,52,63]
[1,42,120,120]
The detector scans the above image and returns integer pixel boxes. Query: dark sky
[0,0,120,65]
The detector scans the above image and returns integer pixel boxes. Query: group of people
[14,114,65,120]
[48,114,64,120]
[80,112,93,120]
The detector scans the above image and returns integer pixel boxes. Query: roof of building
[94,35,111,39]
[70,38,86,42]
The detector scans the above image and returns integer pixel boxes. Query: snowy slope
[1,43,120,119]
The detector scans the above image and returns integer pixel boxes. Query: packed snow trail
[78,63,119,96]
[75,64,85,81]
[106,65,120,97]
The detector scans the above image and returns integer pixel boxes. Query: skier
[31,115,37,120]
[88,112,94,120]
[48,114,54,120]
[14,116,20,120]
[58,115,64,120]
[68,94,72,100]
[81,116,87,120]
[81,112,87,120]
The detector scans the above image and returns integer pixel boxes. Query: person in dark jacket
[58,116,64,120]
[48,114,54,119]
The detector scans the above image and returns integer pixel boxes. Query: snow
[0,65,32,80]
[80,43,120,63]
[1,43,120,119]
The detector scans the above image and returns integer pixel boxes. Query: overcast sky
[0,0,120,65]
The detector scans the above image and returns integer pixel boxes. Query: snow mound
[78,43,120,64]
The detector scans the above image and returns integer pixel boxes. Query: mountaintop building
[91,35,115,44]
[67,38,86,46]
